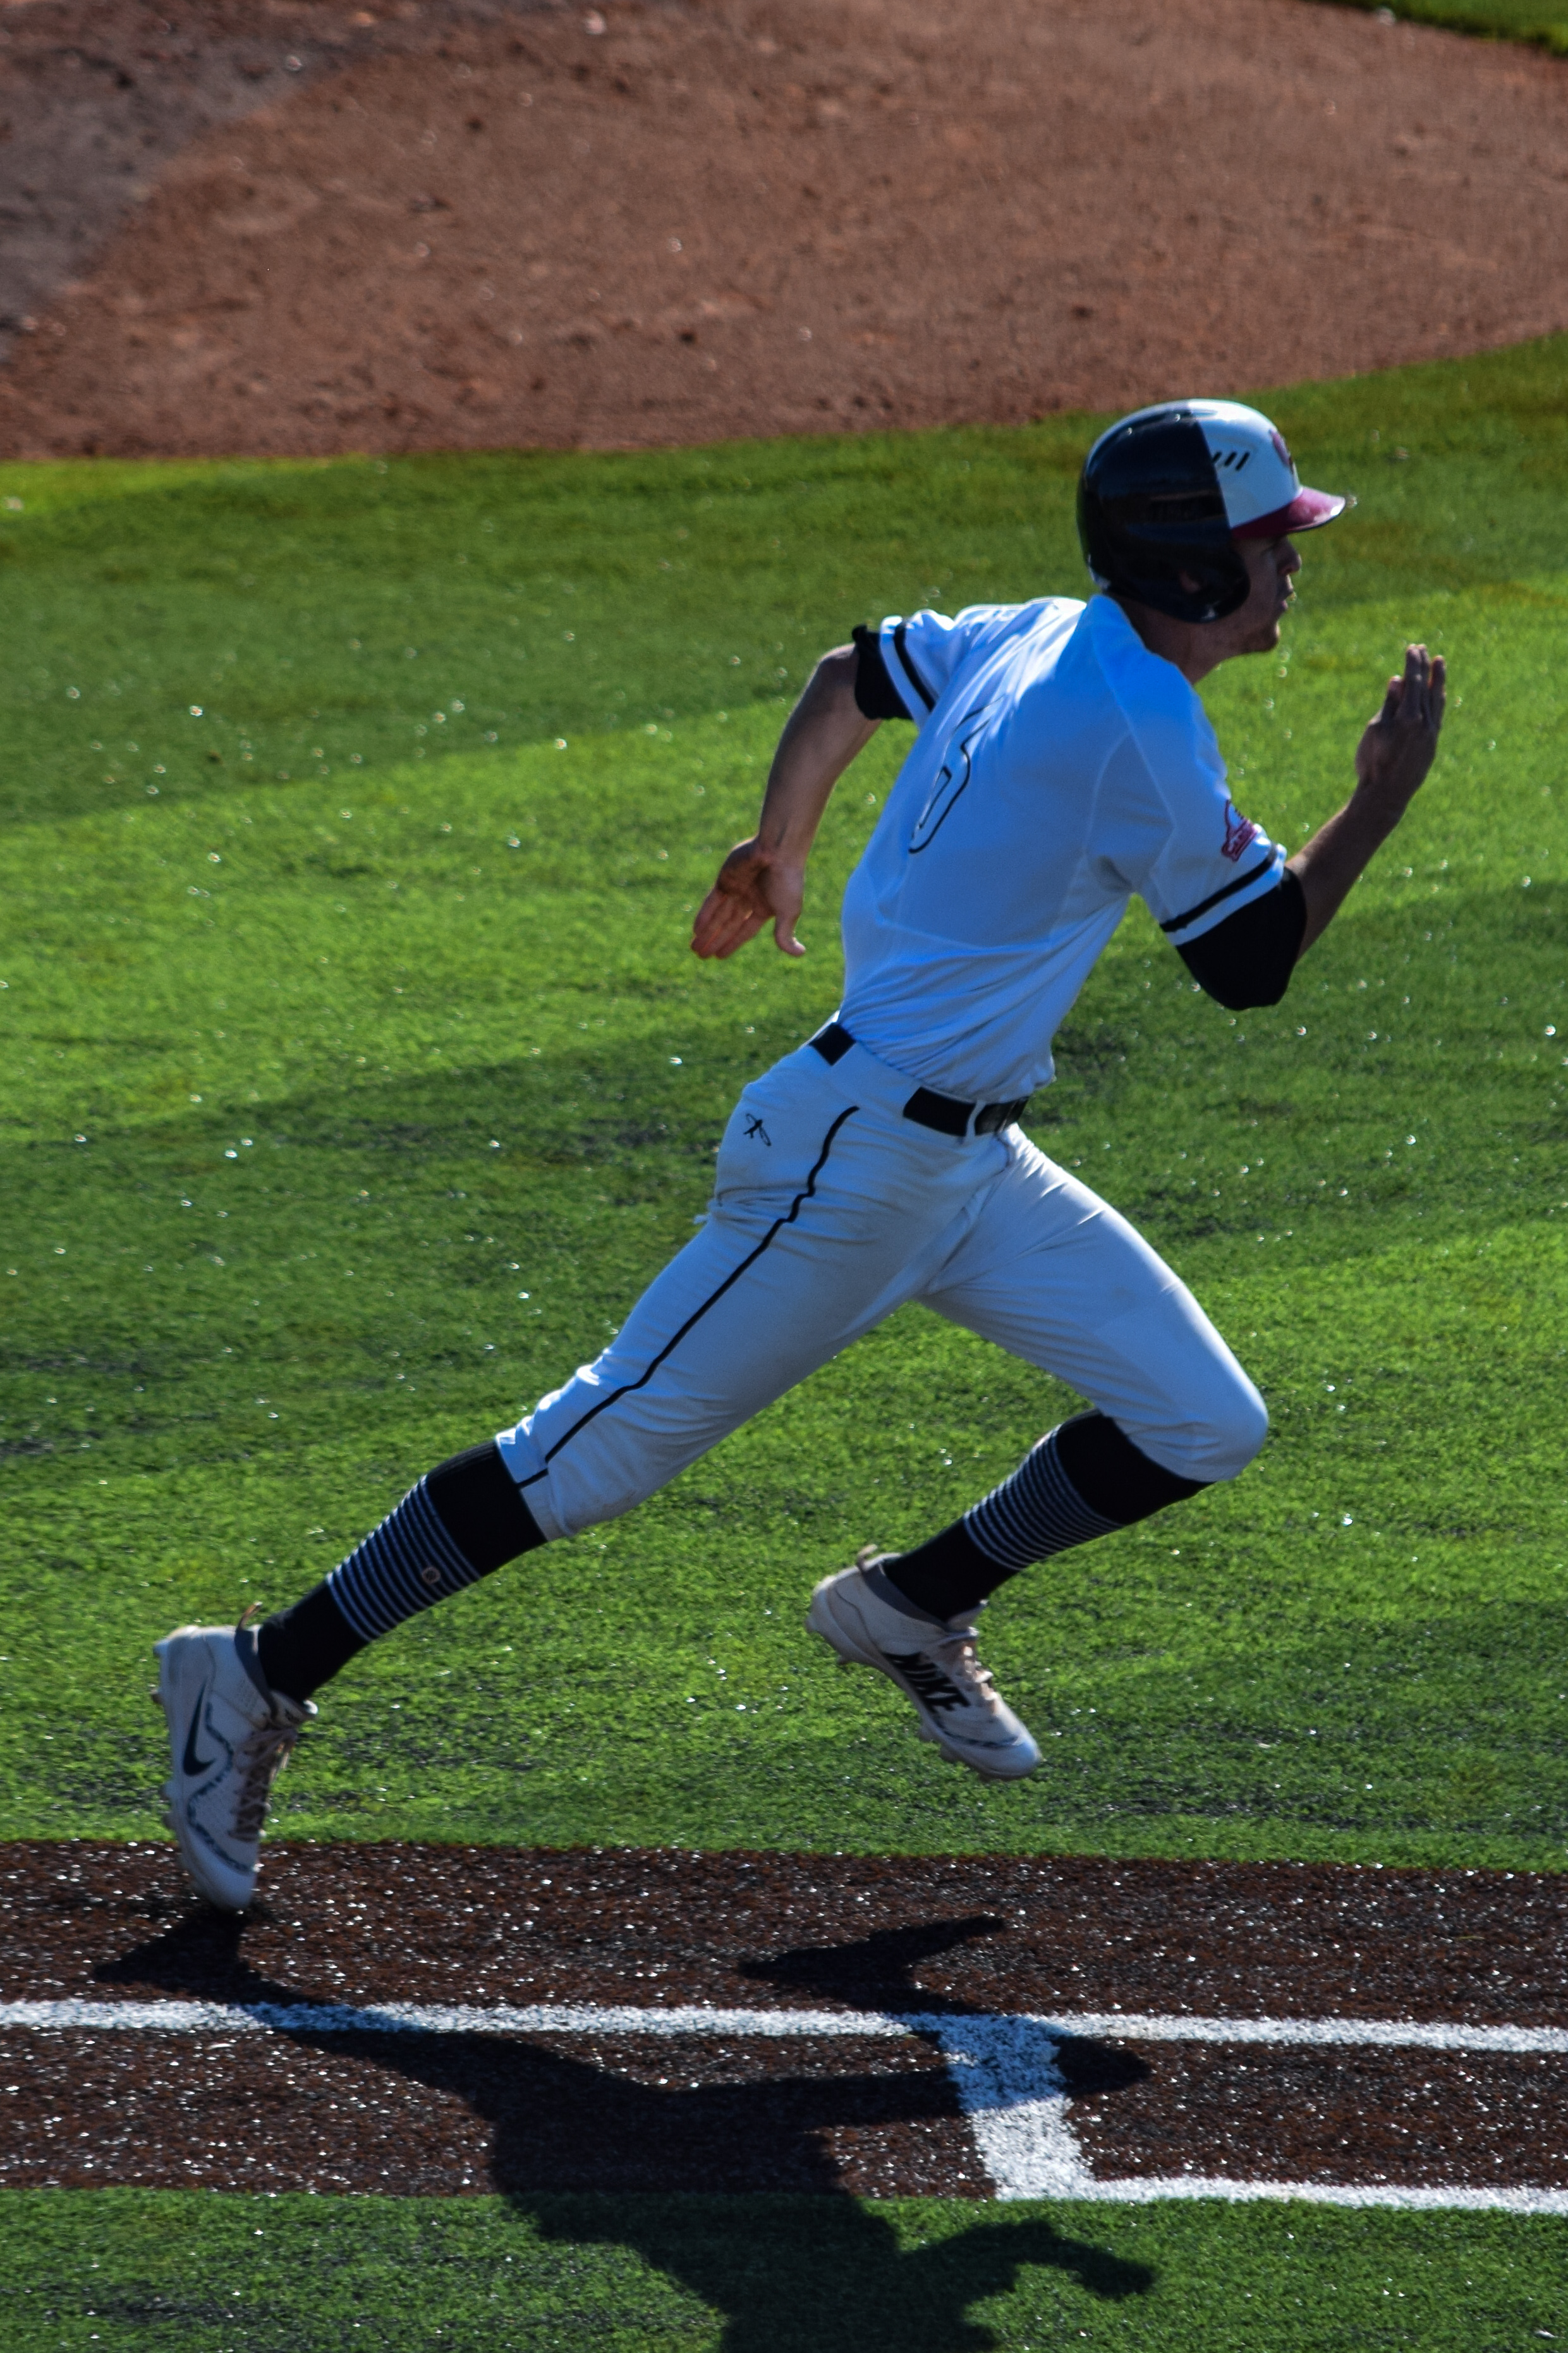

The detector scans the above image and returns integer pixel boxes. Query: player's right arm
[691,645,878,960]
[690,600,1035,960]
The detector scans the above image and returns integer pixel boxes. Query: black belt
[809,1022,1029,1139]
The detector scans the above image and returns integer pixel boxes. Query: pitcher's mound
[3,0,1568,458]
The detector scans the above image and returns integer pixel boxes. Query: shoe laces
[231,1713,302,1841]
[928,1627,997,1705]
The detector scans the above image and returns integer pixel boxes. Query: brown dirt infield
[9,1841,1568,2019]
[4,1842,1567,2196]
[4,0,1568,460]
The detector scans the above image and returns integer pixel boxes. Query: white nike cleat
[153,1621,314,1911]
[806,1549,1040,1782]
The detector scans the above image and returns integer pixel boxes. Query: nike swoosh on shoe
[182,1687,217,1776]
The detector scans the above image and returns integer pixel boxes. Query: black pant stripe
[537,1103,860,1470]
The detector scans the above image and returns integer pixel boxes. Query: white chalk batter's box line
[6,1999,1567,2216]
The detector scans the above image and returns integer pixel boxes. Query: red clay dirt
[3,0,1568,459]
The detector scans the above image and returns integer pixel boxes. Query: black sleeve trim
[891,619,937,710]
[851,624,912,721]
[1177,869,1306,1011]
[1158,851,1279,936]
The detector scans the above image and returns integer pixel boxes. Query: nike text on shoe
[806,1550,1040,1782]
[154,1622,314,1911]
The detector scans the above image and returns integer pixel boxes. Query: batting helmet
[1077,400,1349,624]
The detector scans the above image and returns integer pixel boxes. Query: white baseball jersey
[837,592,1284,1104]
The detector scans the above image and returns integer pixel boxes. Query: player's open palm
[1355,642,1447,815]
[691,838,806,960]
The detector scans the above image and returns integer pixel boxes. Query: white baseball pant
[495,1035,1267,1541]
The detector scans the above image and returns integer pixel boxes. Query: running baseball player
[153,400,1445,1910]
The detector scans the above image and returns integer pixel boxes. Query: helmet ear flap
[1076,410,1253,625]
[1098,542,1253,625]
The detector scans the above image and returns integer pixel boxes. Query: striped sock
[963,1426,1121,1575]
[260,1444,542,1699]
[327,1477,492,1642]
[880,1413,1206,1622]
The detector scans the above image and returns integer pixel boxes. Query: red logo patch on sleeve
[1221,800,1260,864]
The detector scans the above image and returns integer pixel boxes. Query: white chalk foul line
[904,2015,1568,2216]
[0,2000,910,2038]
[1039,2011,1568,2058]
[4,1999,1564,2054]
[6,1999,1568,2215]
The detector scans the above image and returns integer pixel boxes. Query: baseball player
[153,400,1445,1910]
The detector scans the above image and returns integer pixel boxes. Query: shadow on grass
[319,2020,1153,2352]
[101,1905,1155,2350]
[517,2190,1152,2353]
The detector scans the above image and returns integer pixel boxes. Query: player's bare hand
[691,838,807,960]
[1354,642,1447,815]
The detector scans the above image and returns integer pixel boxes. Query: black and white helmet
[1077,399,1349,624]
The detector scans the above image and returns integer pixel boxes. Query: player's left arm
[1289,641,1446,953]
[691,644,878,960]
[1178,643,1446,1009]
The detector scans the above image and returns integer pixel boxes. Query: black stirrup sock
[257,1441,544,1702]
[1051,1411,1208,1524]
[878,1412,1207,1623]
[256,1580,365,1705]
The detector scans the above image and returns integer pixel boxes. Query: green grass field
[1327,0,1568,56]
[4,341,1566,1868]
[3,334,1567,2344]
[2,2189,1562,2352]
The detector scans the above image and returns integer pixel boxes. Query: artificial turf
[1,2188,1562,2351]
[3,337,1566,1867]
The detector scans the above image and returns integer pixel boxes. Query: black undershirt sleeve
[1177,868,1306,1011]
[852,624,913,721]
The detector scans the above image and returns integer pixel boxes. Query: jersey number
[908,704,992,855]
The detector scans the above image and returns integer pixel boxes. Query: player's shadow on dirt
[325,1910,1147,2350]
[738,1912,1011,2014]
[95,1904,285,2000]
[99,1908,1154,2350]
